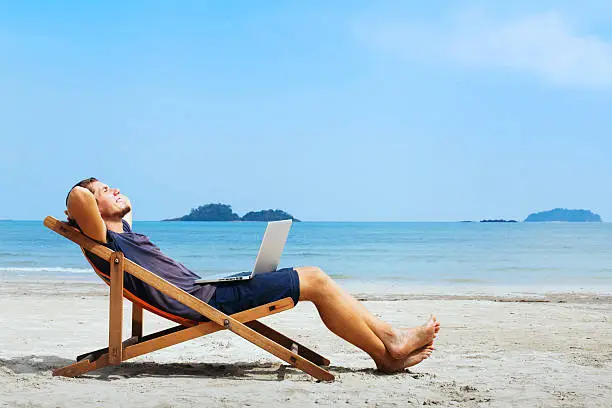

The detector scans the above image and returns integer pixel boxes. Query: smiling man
[65,177,440,373]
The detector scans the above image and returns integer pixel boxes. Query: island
[480,219,518,223]
[242,210,299,222]
[164,203,300,222]
[524,208,602,222]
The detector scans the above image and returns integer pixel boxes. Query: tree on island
[242,209,299,222]
[524,208,602,222]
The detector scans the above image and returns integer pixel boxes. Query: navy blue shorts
[206,267,300,317]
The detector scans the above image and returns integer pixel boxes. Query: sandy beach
[0,281,610,408]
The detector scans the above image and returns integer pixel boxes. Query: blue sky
[2,1,611,221]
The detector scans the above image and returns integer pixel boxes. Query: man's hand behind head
[65,184,107,242]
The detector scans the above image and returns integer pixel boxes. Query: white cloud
[358,11,612,89]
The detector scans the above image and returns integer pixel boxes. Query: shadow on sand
[0,355,426,382]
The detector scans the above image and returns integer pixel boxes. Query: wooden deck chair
[44,216,334,381]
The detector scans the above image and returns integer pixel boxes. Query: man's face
[90,181,131,220]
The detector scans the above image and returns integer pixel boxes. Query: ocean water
[1,220,611,293]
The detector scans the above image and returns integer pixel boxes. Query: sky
[1,1,611,222]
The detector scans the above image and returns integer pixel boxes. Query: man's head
[66,177,131,223]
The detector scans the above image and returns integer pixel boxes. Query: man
[66,177,440,373]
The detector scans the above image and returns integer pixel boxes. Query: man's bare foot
[433,319,441,338]
[384,315,438,359]
[376,344,435,373]
[404,344,434,368]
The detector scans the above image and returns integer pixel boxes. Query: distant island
[524,208,602,222]
[164,203,300,222]
[242,209,299,222]
[458,219,518,223]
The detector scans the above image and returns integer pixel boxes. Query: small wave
[442,278,490,283]
[0,267,92,274]
[590,275,612,281]
[294,252,326,257]
[328,273,352,279]
[2,260,38,266]
[0,252,27,257]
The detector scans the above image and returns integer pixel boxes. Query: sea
[1,220,611,295]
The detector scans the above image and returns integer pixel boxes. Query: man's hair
[65,177,98,206]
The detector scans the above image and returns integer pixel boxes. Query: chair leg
[53,356,108,378]
[246,320,330,366]
[108,252,125,365]
[131,303,143,339]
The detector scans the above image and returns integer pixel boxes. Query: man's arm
[66,186,108,243]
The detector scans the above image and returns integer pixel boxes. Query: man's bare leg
[296,266,439,372]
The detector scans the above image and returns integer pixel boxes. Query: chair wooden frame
[44,216,334,381]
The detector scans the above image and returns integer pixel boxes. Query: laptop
[194,219,292,284]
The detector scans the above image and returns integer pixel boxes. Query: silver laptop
[194,219,292,284]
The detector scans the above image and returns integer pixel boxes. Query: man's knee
[296,266,330,300]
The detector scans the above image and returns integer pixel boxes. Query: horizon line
[1,219,607,223]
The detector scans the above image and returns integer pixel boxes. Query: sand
[0,281,610,407]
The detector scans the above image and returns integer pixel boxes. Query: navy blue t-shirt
[86,220,215,321]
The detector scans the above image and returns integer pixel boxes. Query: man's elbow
[67,186,92,207]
